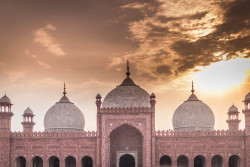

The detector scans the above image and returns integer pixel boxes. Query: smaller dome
[228,104,238,113]
[24,107,33,115]
[96,93,101,98]
[245,92,250,101]
[0,94,11,103]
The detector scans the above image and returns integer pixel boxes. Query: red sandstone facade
[0,82,250,167]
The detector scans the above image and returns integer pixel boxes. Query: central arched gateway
[110,124,142,167]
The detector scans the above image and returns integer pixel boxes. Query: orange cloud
[34,24,66,56]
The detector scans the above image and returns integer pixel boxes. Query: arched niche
[15,156,26,167]
[81,156,93,167]
[32,156,43,167]
[211,155,223,167]
[177,155,189,167]
[48,156,59,167]
[228,155,240,167]
[65,156,76,167]
[194,155,206,167]
[160,155,172,167]
[110,124,142,167]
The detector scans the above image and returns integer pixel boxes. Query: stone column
[60,158,65,167]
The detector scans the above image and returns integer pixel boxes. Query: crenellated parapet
[101,107,152,113]
[11,131,97,138]
[155,129,245,137]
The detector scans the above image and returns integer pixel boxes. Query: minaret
[226,104,241,130]
[243,92,250,135]
[0,94,13,131]
[21,107,35,133]
[96,93,102,167]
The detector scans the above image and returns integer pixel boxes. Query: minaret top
[191,81,195,94]
[63,82,66,96]
[126,60,130,78]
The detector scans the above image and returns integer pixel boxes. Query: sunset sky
[0,0,249,132]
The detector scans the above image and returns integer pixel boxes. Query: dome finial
[191,81,195,94]
[63,82,66,96]
[126,60,130,78]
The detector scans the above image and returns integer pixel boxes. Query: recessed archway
[110,124,142,167]
[160,155,172,167]
[177,155,189,167]
[81,156,93,167]
[211,155,223,167]
[48,156,59,167]
[194,155,206,167]
[228,155,240,167]
[119,154,135,167]
[15,156,26,167]
[32,156,43,167]
[65,156,76,167]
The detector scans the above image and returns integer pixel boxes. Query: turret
[0,94,13,131]
[96,93,102,113]
[226,104,240,130]
[21,107,35,133]
[243,92,250,135]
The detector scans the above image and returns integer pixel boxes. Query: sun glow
[193,58,249,93]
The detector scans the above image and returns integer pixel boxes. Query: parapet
[11,131,97,138]
[156,129,245,137]
[101,107,152,113]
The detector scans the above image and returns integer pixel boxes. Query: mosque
[0,62,250,167]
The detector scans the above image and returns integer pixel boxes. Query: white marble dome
[44,94,85,132]
[172,93,215,131]
[102,77,151,108]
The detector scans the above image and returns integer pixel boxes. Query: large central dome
[102,62,150,108]
[172,83,215,131]
[44,85,85,132]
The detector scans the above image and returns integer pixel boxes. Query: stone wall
[10,131,97,167]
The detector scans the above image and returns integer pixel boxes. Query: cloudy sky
[0,0,249,131]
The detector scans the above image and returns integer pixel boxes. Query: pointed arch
[32,156,43,167]
[211,155,223,167]
[160,155,172,167]
[81,156,93,167]
[15,156,26,167]
[48,156,59,167]
[194,155,206,167]
[177,155,189,167]
[229,155,240,167]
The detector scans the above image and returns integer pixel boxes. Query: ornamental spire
[126,60,130,78]
[63,82,66,96]
[191,81,195,94]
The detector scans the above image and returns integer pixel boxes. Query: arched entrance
[110,124,142,167]
[32,156,43,167]
[65,156,76,167]
[228,155,240,167]
[160,155,172,167]
[211,155,223,167]
[119,154,135,167]
[15,156,26,167]
[194,155,206,167]
[177,155,189,167]
[82,156,93,167]
[48,156,59,167]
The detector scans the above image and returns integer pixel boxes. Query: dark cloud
[189,11,208,20]
[156,65,172,75]
[170,0,250,75]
